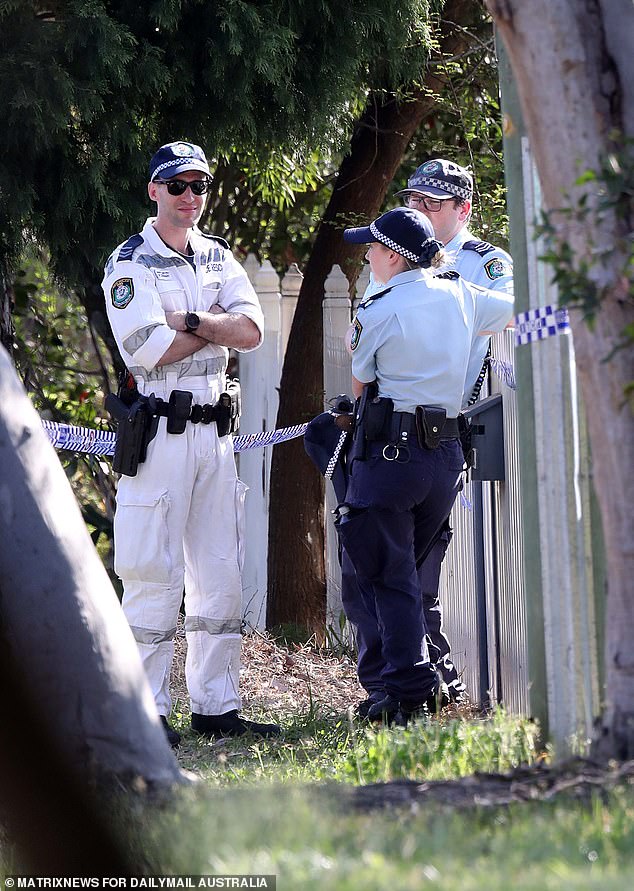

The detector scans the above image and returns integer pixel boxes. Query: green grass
[174,704,543,787]
[135,781,634,890]
[4,707,634,888]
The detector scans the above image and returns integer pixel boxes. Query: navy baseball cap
[396,159,473,201]
[304,410,351,503]
[343,207,442,267]
[148,141,211,181]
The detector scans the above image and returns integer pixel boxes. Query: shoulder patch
[350,317,363,351]
[117,233,143,263]
[200,232,230,250]
[110,277,134,309]
[462,240,495,257]
[484,257,512,280]
[436,270,460,281]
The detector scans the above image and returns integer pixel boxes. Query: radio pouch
[166,390,193,434]
[416,405,447,449]
[364,397,394,441]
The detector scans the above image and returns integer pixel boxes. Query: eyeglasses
[154,178,211,196]
[406,194,444,213]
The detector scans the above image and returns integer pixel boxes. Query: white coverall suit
[102,218,264,717]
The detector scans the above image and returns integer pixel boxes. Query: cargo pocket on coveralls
[234,479,248,574]
[114,490,172,584]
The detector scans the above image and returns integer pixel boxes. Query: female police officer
[339,206,513,726]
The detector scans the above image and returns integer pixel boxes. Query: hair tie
[418,237,444,268]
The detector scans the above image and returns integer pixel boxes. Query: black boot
[356,690,387,719]
[367,685,450,727]
[160,715,181,748]
[191,710,281,739]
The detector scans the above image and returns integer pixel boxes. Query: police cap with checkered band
[148,141,211,182]
[343,207,444,268]
[396,158,473,202]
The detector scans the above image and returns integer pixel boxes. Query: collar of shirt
[444,226,473,254]
[142,217,207,258]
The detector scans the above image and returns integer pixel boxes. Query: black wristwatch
[185,312,201,333]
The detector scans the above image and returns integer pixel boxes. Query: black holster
[106,392,160,477]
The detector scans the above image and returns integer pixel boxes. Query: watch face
[186,312,200,332]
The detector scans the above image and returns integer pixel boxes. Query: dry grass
[170,621,365,721]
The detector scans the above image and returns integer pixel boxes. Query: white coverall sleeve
[217,251,265,351]
[103,262,176,372]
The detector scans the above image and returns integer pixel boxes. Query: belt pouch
[364,397,394,440]
[166,390,193,434]
[416,405,446,449]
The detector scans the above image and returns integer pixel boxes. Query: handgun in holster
[105,375,160,476]
[226,378,242,434]
[348,381,378,465]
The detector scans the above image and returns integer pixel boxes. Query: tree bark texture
[485,0,634,758]
[0,265,13,354]
[266,0,480,635]
[0,347,186,817]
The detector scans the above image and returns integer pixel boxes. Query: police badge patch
[111,277,134,309]
[484,257,511,280]
[350,317,363,351]
[421,160,441,174]
[173,142,195,156]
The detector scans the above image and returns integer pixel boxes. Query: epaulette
[359,285,392,309]
[461,240,495,257]
[435,270,460,280]
[200,232,230,250]
[117,233,144,262]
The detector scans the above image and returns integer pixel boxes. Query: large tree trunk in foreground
[0,345,186,867]
[267,0,479,635]
[0,265,12,353]
[485,0,634,758]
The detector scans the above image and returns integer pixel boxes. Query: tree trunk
[266,0,479,636]
[485,0,634,758]
[0,344,186,865]
[0,264,13,354]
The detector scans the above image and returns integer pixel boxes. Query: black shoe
[160,715,181,748]
[356,691,386,719]
[191,710,281,739]
[367,694,403,726]
[368,685,450,727]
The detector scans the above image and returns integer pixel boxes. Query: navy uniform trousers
[336,438,463,703]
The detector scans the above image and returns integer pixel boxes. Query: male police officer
[344,159,514,714]
[102,141,280,746]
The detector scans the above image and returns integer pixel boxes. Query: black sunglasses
[154,178,211,196]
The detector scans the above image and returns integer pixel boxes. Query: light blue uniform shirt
[445,227,513,406]
[363,226,513,408]
[351,269,514,417]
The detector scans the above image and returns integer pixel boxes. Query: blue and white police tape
[42,420,309,457]
[514,305,570,347]
[488,357,516,391]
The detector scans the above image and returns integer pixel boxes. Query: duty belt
[154,398,225,426]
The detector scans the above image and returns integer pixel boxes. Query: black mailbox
[462,393,505,481]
